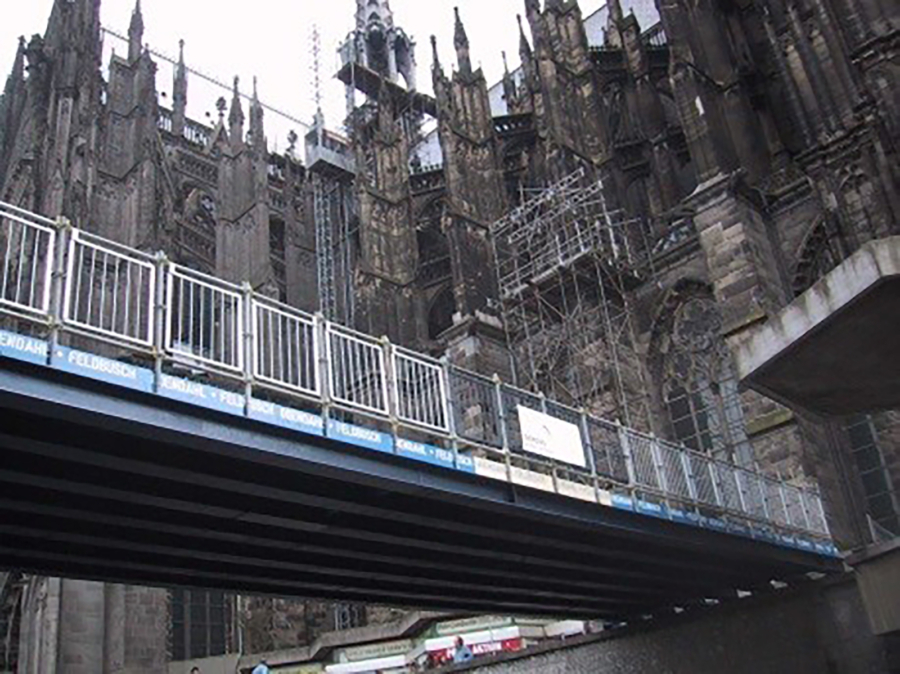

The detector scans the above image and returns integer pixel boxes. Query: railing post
[383,336,400,440]
[441,357,461,461]
[47,217,71,366]
[680,451,698,505]
[494,374,513,482]
[241,282,254,415]
[649,434,668,497]
[579,410,601,504]
[617,422,637,492]
[754,463,771,524]
[814,491,830,537]
[538,392,560,493]
[708,461,723,508]
[798,487,813,533]
[777,473,792,529]
[315,313,332,427]
[734,468,749,515]
[152,252,169,391]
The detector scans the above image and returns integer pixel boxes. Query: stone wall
[437,577,889,674]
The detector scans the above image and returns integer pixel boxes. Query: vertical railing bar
[1,219,13,300]
[74,239,85,323]
[441,356,461,464]
[708,461,722,508]
[27,226,39,308]
[735,468,748,515]
[15,220,27,305]
[110,254,120,333]
[48,218,70,366]
[98,250,108,331]
[86,245,97,323]
[580,410,600,503]
[495,375,512,482]
[41,227,56,315]
[123,259,132,338]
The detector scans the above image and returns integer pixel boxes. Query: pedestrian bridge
[0,201,839,618]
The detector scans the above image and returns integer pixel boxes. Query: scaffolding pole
[314,174,337,321]
[491,168,653,431]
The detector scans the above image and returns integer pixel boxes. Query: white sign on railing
[517,405,586,468]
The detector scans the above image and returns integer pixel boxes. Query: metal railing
[0,201,835,550]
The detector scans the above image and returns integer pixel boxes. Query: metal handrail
[0,201,834,547]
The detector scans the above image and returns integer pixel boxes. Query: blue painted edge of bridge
[0,328,840,559]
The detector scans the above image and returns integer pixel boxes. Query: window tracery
[792,217,849,297]
[663,297,750,464]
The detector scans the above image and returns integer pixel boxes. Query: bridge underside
[0,358,839,619]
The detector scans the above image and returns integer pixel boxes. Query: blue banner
[395,438,455,470]
[157,374,245,417]
[455,454,476,474]
[611,494,634,511]
[55,346,154,393]
[637,500,668,519]
[327,420,394,454]
[0,330,49,366]
[249,398,324,437]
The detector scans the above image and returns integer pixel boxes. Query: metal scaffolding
[491,168,653,431]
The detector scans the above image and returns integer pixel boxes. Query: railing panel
[0,204,56,319]
[501,385,543,456]
[689,453,720,506]
[736,469,767,520]
[714,463,744,513]
[764,478,789,528]
[165,267,243,372]
[585,417,629,483]
[447,368,503,448]
[626,431,661,491]
[326,324,388,415]
[252,299,319,397]
[63,231,156,347]
[783,484,808,529]
[803,491,828,535]
[393,348,448,433]
[657,440,692,501]
[545,400,591,475]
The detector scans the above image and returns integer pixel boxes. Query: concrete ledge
[737,237,900,415]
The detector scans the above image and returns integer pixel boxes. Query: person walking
[453,636,473,664]
[251,660,271,674]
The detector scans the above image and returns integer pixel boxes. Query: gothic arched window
[663,297,751,464]
[792,217,850,297]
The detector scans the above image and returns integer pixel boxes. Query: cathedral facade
[0,0,898,670]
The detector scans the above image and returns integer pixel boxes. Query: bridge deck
[0,356,839,619]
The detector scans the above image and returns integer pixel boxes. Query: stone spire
[172,39,187,136]
[128,0,144,63]
[517,14,532,60]
[502,51,515,96]
[609,0,624,24]
[228,76,244,150]
[356,0,394,30]
[249,76,265,152]
[453,7,472,75]
[431,35,443,77]
[12,36,26,81]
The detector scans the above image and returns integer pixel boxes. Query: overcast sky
[1,0,604,148]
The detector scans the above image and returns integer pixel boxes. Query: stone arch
[427,284,456,341]
[416,197,451,286]
[649,279,751,464]
[177,186,217,273]
[791,216,851,297]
